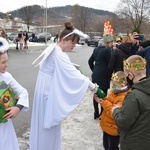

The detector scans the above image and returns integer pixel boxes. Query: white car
[78,37,85,45]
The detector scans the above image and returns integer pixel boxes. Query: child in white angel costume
[0,37,29,150]
[29,22,99,150]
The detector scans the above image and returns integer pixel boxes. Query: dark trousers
[93,88,108,118]
[103,132,119,150]
[16,42,19,49]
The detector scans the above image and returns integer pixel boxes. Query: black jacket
[108,43,131,78]
[88,46,111,90]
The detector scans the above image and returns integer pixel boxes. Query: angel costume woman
[0,37,29,150]
[29,22,98,150]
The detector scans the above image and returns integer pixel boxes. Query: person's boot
[94,112,100,119]
[93,99,99,119]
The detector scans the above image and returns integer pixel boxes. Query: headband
[63,29,90,39]
[32,29,89,66]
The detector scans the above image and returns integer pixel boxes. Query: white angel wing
[32,43,57,67]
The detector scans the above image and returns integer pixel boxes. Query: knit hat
[103,34,114,43]
[0,37,9,53]
[139,40,150,48]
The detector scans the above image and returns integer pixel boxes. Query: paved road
[8,43,95,137]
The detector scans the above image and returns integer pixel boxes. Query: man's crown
[123,59,146,71]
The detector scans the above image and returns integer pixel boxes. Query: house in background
[0,18,63,36]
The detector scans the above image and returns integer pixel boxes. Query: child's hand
[117,102,122,107]
[94,94,104,104]
[3,107,20,119]
[111,104,120,113]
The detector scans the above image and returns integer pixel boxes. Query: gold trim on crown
[111,73,126,84]
[123,59,146,71]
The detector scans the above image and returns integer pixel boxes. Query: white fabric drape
[30,45,90,150]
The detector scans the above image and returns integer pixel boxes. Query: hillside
[0,5,116,25]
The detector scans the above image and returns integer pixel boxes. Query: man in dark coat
[112,55,150,150]
[108,42,131,78]
[88,35,114,119]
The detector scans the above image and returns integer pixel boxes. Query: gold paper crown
[123,59,146,71]
[111,72,127,84]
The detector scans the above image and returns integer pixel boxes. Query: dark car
[29,32,51,43]
[37,32,51,42]
[87,36,102,47]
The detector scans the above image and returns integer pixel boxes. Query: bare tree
[20,6,33,32]
[71,5,89,32]
[116,0,150,33]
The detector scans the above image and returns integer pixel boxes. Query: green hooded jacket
[113,77,150,150]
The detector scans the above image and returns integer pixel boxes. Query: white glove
[88,82,98,93]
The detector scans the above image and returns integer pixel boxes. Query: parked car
[29,32,52,42]
[7,32,18,41]
[7,32,13,39]
[37,32,51,42]
[98,38,105,46]
[87,36,102,47]
[28,32,37,42]
[78,37,85,45]
[27,32,33,38]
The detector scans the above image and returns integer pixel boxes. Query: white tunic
[0,72,29,150]
[30,45,90,150]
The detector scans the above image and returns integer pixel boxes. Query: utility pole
[45,0,47,44]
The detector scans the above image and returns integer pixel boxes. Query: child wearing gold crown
[112,55,150,150]
[94,71,130,150]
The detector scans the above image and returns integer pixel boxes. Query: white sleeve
[9,77,29,111]
[0,72,29,111]
[88,81,95,91]
[88,81,99,93]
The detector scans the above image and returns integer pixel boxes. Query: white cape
[30,45,90,150]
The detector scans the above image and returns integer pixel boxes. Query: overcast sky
[1,0,120,13]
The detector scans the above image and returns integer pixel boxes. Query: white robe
[0,72,29,150]
[30,45,90,150]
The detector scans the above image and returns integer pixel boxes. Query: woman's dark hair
[59,22,79,43]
